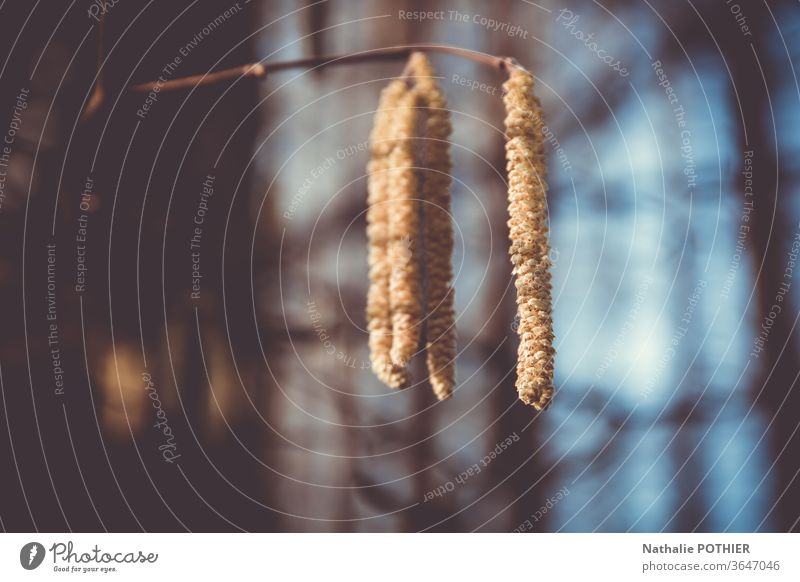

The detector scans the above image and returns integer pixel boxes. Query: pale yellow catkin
[366,80,410,388]
[407,52,457,400]
[387,86,424,370]
[502,67,556,410]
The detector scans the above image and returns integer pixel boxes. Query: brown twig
[128,45,518,94]
[130,63,267,93]
[81,12,106,122]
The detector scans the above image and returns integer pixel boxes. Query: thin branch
[131,63,267,94]
[128,45,519,94]
[81,12,106,121]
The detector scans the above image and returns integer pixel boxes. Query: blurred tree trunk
[0,0,278,531]
[716,0,800,531]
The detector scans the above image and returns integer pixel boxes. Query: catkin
[407,53,457,400]
[366,57,554,407]
[387,86,424,369]
[366,80,410,388]
[503,67,555,410]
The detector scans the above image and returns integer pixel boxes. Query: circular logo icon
[20,542,45,570]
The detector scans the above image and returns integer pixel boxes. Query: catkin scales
[366,55,554,409]
[503,68,555,410]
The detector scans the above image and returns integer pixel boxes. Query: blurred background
[0,0,798,532]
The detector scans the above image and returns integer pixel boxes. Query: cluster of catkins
[366,53,554,410]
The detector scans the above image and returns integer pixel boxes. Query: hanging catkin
[503,67,555,410]
[407,52,457,400]
[366,80,410,389]
[387,85,424,370]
